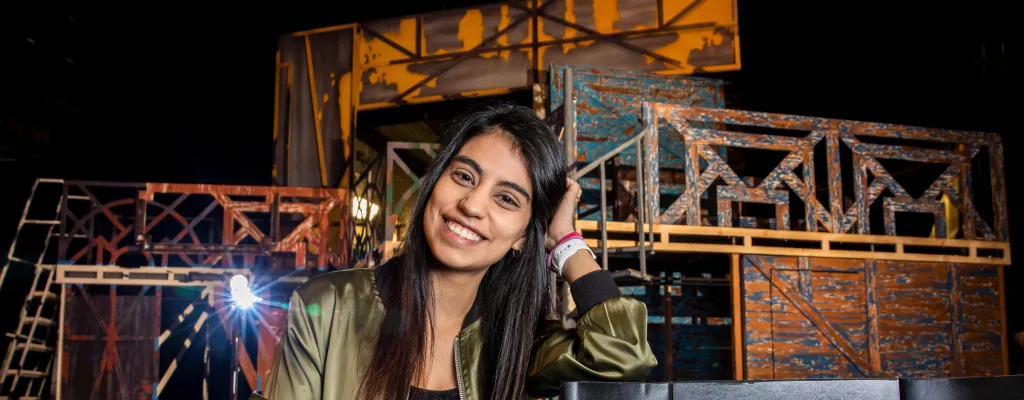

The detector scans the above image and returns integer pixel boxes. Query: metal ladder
[0,178,73,399]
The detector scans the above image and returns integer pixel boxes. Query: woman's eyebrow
[452,155,482,175]
[498,181,531,203]
[453,155,531,202]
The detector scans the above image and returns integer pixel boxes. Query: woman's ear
[512,236,526,252]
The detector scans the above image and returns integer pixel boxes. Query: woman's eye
[454,171,472,183]
[498,195,518,207]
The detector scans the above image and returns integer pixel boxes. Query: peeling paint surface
[275,29,354,189]
[648,103,1009,243]
[743,255,1004,379]
[549,65,724,222]
[276,0,742,188]
[352,0,740,108]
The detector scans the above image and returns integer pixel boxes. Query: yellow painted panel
[363,63,436,101]
[338,71,352,162]
[592,0,621,34]
[359,18,418,67]
[316,0,740,109]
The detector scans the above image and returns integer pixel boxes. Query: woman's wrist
[560,250,600,283]
[546,232,596,278]
[549,228,576,244]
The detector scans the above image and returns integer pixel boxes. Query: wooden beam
[573,220,1011,265]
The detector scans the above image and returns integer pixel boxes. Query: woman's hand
[546,178,582,251]
[545,177,599,283]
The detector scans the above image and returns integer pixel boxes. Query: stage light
[352,196,380,220]
[229,274,262,310]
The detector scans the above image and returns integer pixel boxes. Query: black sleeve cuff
[570,269,621,316]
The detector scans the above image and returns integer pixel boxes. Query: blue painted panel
[549,64,726,170]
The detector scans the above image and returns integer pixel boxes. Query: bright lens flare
[229,274,262,309]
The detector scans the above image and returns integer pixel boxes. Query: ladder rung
[52,233,87,239]
[37,178,63,184]
[21,317,56,327]
[7,256,33,265]
[4,259,53,271]
[5,369,47,378]
[22,220,58,225]
[6,333,38,341]
[29,291,57,300]
[67,195,89,200]
[14,343,52,353]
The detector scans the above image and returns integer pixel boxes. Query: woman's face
[423,129,533,271]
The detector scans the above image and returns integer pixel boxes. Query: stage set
[0,0,1014,398]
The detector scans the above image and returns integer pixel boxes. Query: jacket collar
[373,259,484,330]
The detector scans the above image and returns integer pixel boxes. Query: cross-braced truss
[57,181,351,270]
[567,103,1009,265]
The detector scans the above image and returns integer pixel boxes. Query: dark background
[1,0,1019,397]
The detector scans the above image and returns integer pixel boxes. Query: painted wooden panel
[356,0,740,109]
[277,0,741,189]
[62,290,159,400]
[547,65,725,222]
[549,64,725,168]
[742,255,1005,379]
[274,28,355,188]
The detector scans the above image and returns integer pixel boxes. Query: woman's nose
[458,187,488,218]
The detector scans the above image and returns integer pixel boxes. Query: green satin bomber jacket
[250,261,657,399]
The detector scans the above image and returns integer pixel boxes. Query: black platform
[560,375,1024,399]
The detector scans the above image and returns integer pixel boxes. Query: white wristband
[551,238,596,276]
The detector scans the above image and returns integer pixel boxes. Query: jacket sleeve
[249,285,333,400]
[525,269,658,397]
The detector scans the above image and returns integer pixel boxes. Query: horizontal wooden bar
[53,265,252,286]
[576,220,1011,265]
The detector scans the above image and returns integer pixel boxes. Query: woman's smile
[444,217,484,243]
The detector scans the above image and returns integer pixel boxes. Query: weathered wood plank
[743,256,1005,379]
[747,256,883,377]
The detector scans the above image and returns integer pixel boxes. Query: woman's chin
[430,248,499,272]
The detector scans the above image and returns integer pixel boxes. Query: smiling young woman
[251,103,657,400]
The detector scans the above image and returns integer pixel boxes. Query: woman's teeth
[447,221,482,242]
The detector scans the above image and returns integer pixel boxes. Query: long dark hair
[359,102,568,399]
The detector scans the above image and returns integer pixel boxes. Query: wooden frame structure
[0,179,348,398]
[273,0,744,261]
[52,265,252,400]
[56,181,350,269]
[378,65,1011,382]
[642,102,1008,241]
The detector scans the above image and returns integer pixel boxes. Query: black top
[409,386,460,400]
